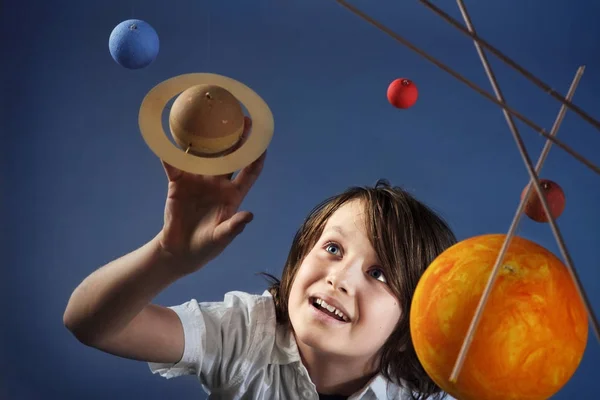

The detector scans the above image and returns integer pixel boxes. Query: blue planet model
[109,19,159,69]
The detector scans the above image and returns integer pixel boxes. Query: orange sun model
[410,234,588,400]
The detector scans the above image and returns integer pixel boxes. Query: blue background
[2,0,599,398]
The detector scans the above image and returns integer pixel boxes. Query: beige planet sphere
[168,84,245,156]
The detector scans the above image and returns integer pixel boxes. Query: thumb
[213,211,254,244]
[161,160,184,181]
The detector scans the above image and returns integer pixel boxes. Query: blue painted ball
[109,19,159,69]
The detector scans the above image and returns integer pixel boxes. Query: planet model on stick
[109,19,159,69]
[521,179,566,223]
[410,234,588,400]
[169,84,245,156]
[387,78,418,109]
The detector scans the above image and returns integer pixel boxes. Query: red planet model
[387,78,418,109]
[521,179,566,223]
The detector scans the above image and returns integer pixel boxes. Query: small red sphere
[387,78,418,109]
[521,179,566,223]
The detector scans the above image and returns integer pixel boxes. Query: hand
[157,117,266,275]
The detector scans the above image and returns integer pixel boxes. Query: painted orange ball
[410,234,588,400]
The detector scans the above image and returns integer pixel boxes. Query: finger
[220,171,235,181]
[232,150,267,198]
[213,211,254,244]
[161,160,184,182]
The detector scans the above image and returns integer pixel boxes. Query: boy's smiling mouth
[309,296,350,322]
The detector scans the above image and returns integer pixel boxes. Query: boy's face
[288,199,401,366]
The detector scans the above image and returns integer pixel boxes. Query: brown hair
[262,179,456,399]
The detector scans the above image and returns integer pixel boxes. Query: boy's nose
[326,275,349,294]
[326,259,363,295]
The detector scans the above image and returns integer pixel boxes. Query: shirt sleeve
[147,290,274,390]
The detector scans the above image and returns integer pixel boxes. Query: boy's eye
[368,268,387,283]
[325,243,341,256]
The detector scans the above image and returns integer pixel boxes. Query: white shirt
[148,290,446,399]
